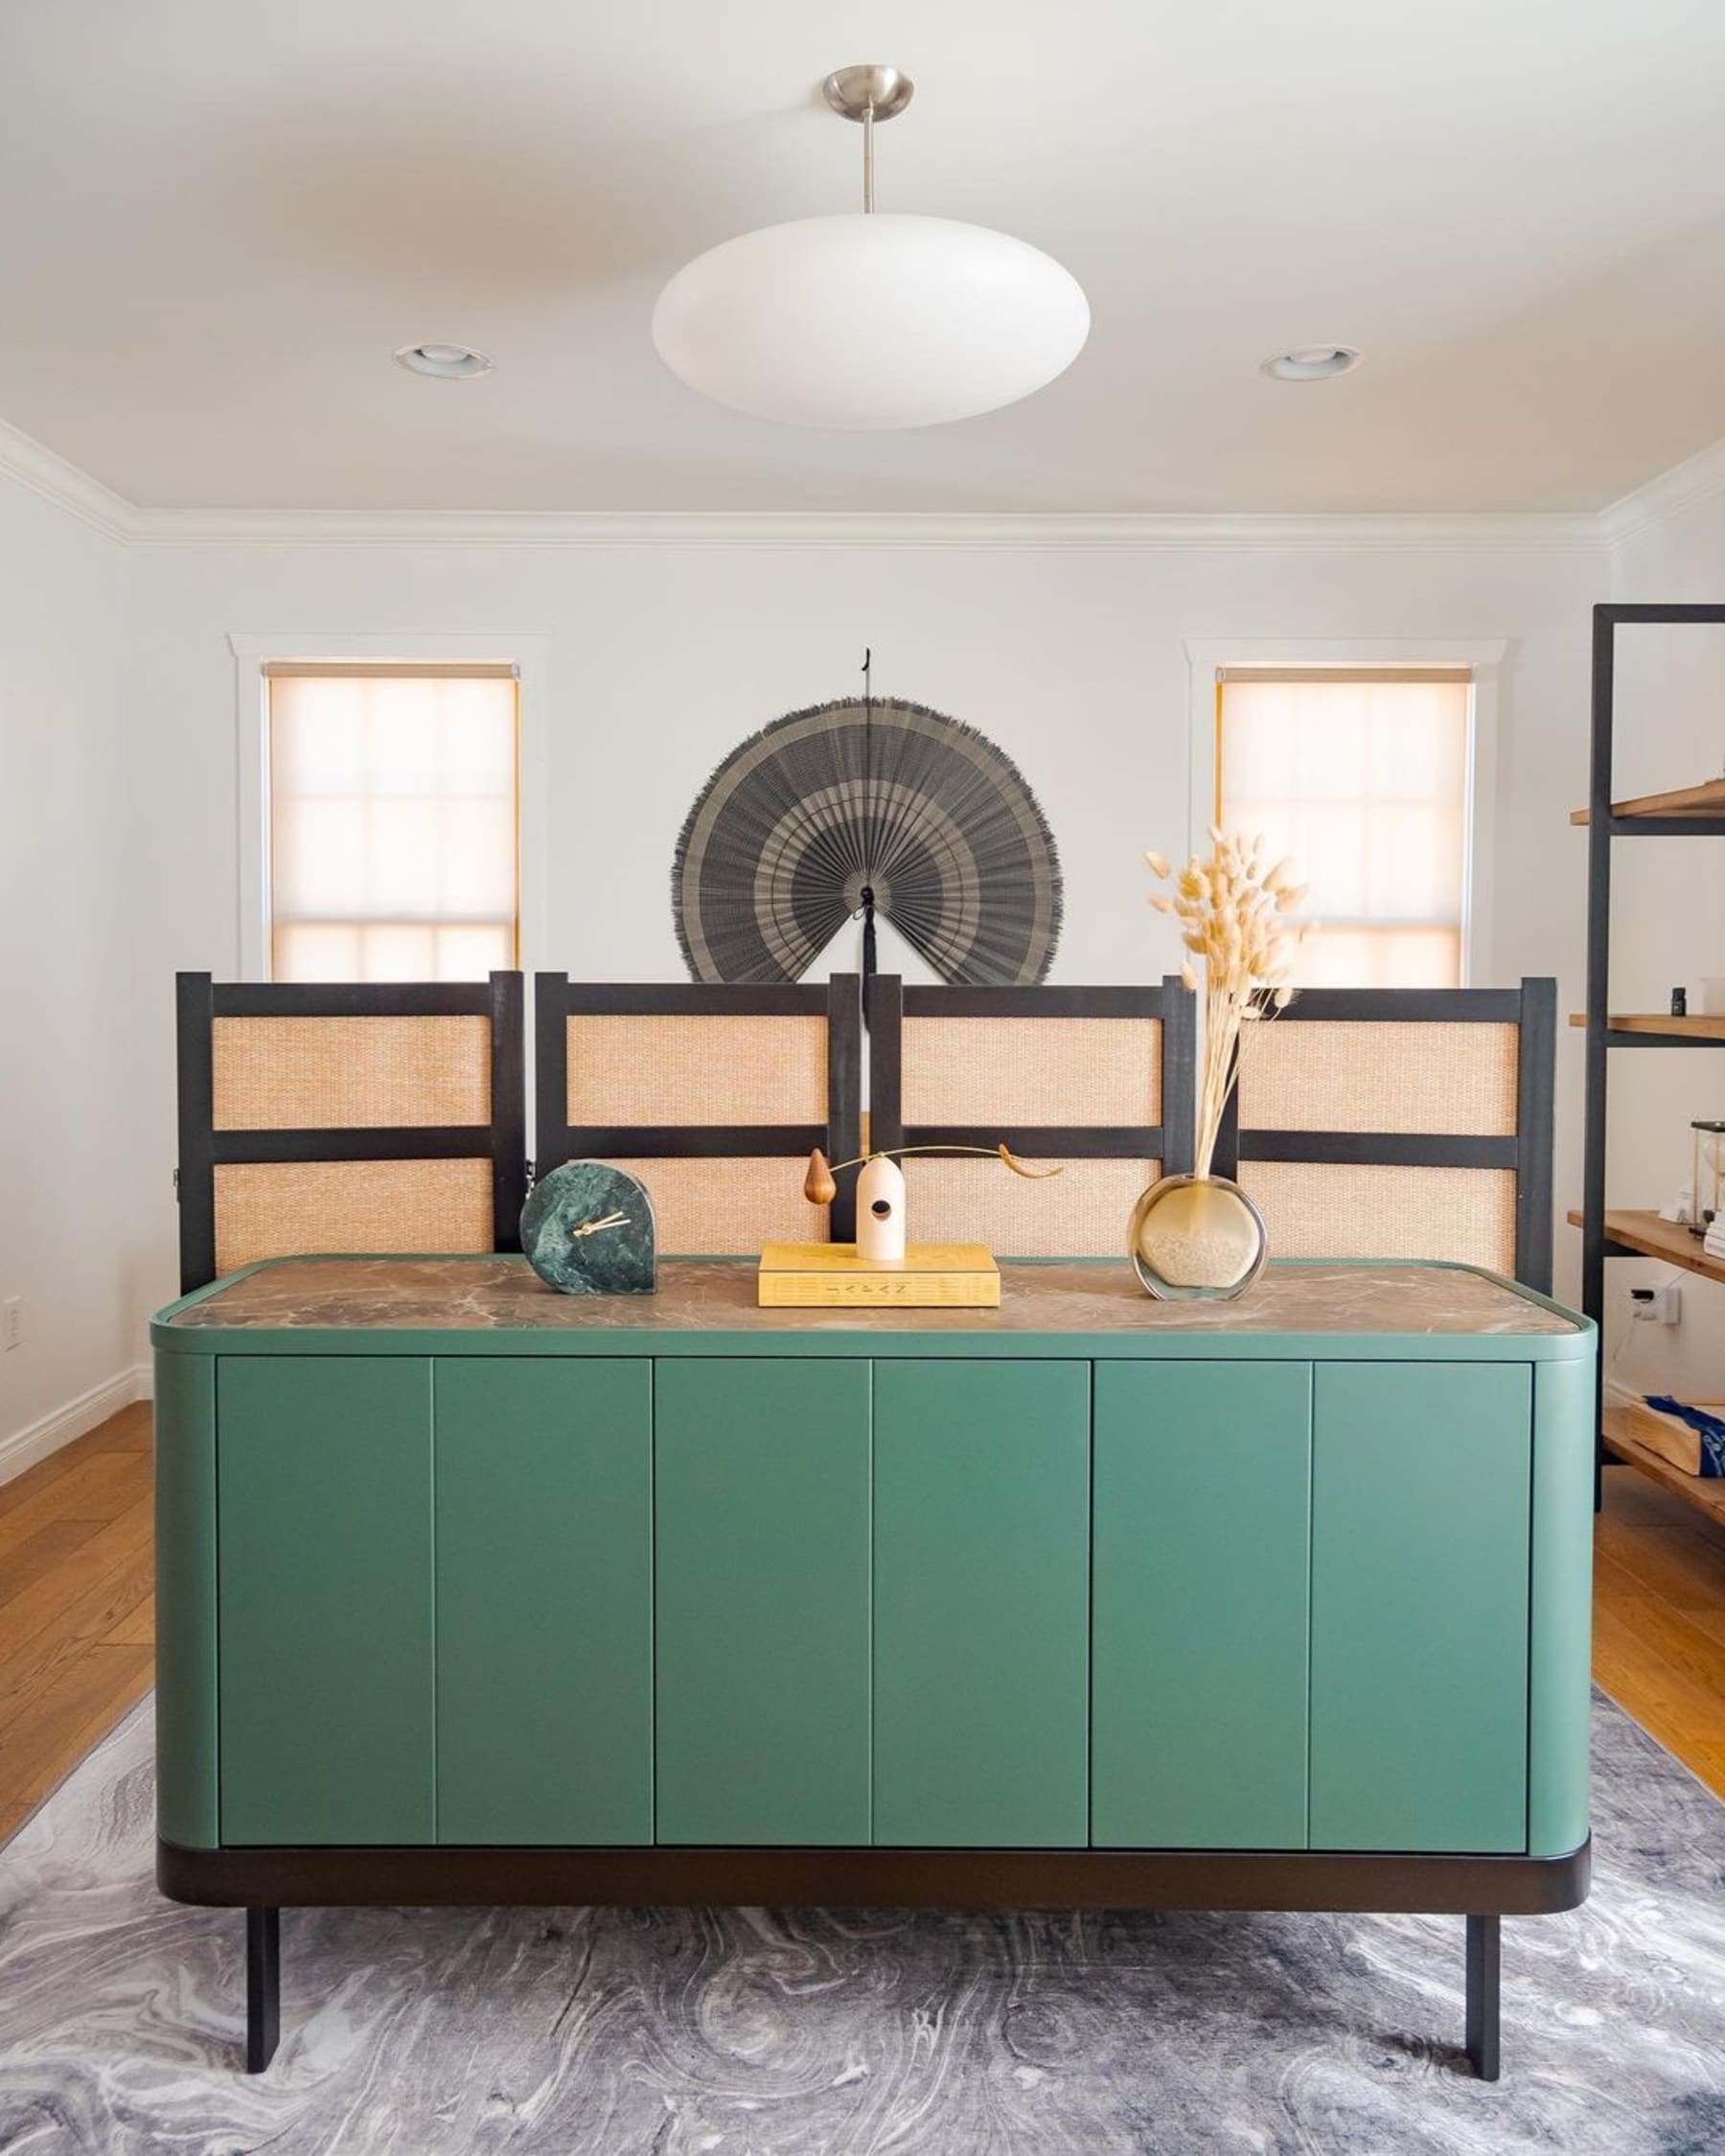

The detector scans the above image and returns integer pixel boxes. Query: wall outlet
[2,1297,20,1351]
[1629,1282,1683,1325]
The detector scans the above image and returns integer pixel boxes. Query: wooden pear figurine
[803,1149,838,1205]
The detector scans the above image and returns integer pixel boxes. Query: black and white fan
[672,660,1063,989]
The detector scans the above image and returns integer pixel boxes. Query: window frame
[230,631,550,982]
[1183,637,1505,989]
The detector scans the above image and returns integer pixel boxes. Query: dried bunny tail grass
[1148,831,1311,1177]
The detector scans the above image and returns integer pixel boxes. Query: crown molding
[118,505,1604,551]
[1,405,1688,554]
[0,416,133,539]
[1598,435,1725,550]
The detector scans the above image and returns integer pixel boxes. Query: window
[264,663,519,982]
[1216,668,1473,987]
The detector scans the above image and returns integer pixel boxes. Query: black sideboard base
[161,1837,1590,2079]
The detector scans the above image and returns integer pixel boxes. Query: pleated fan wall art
[672,667,1063,988]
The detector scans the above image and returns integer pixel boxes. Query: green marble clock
[520,1160,657,1296]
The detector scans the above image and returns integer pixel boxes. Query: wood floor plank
[0,1498,153,1689]
[1599,1494,1725,1630]
[0,1517,105,1610]
[0,1640,153,1815]
[1592,1602,1725,1772]
[1603,1465,1725,1552]
[87,1403,152,1453]
[1683,1742,1725,1791]
[104,1594,155,1647]
[1602,1581,1725,1697]
[0,1452,149,1562]
[0,1422,117,1517]
[0,1568,156,1738]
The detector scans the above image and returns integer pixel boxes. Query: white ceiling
[4,1,1725,515]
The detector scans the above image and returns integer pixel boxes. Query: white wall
[120,532,1603,1331]
[1601,490,1725,1401]
[0,470,134,1470]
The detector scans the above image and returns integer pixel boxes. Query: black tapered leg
[245,1906,280,2073]
[1465,1915,1500,2081]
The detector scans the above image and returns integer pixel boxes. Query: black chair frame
[534,975,864,1242]
[867,977,1198,1181]
[174,972,527,1295]
[1216,979,1557,1293]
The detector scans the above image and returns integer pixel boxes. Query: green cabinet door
[218,1357,434,1845]
[1310,1363,1532,1854]
[873,1361,1091,1847]
[435,1360,653,1845]
[655,1359,871,1845]
[1092,1362,1312,1849]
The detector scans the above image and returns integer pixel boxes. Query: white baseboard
[0,1365,147,1488]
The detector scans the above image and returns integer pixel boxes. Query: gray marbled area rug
[0,1695,1721,2156]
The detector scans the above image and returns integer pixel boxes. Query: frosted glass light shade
[653,212,1090,429]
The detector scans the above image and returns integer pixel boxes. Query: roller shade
[1217,670,1472,988]
[265,666,519,982]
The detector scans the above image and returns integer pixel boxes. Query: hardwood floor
[0,1405,154,1844]
[1595,1463,1725,1797]
[0,1406,1722,1843]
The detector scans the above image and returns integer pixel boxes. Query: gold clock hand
[571,1210,630,1240]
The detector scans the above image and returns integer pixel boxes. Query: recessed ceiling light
[1262,346,1362,382]
[393,341,494,379]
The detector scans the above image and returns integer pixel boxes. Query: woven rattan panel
[900,1157,1155,1259]
[901,1017,1161,1127]
[566,1016,827,1126]
[214,1158,494,1274]
[1237,1021,1517,1135]
[1239,1161,1516,1272]
[607,1158,828,1256]
[212,1017,492,1130]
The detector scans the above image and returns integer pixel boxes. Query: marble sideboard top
[165,1256,1580,1339]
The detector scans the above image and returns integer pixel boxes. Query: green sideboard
[151,1255,1595,2077]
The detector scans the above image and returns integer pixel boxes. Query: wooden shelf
[1601,1402,1725,1526]
[1570,775,1725,825]
[1565,1205,1725,1287]
[1567,1012,1725,1041]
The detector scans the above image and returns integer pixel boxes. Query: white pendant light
[653,66,1090,430]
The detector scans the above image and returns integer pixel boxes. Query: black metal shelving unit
[1580,602,1725,1519]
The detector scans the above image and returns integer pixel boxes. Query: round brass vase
[1128,1173,1268,1302]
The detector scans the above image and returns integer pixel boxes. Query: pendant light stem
[862,99,875,211]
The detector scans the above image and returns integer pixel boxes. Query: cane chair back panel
[869,979,1194,1260]
[176,975,525,1293]
[565,1014,828,1126]
[1238,1021,1517,1136]
[901,1156,1159,1259]
[537,977,862,1252]
[600,1158,822,1257]
[1238,1161,1517,1273]
[213,1159,495,1275]
[898,1016,1162,1128]
[211,1016,492,1129]
[1227,982,1555,1291]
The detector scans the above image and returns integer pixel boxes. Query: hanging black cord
[858,648,878,996]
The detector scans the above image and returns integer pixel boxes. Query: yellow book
[758,1242,1000,1309]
